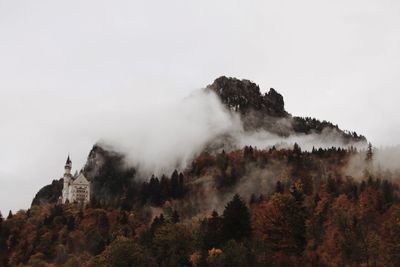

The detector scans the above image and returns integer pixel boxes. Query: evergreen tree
[178,172,185,198]
[67,215,75,230]
[202,211,223,249]
[171,170,179,198]
[216,150,228,172]
[366,142,373,161]
[289,182,307,253]
[293,143,302,154]
[150,214,165,236]
[326,175,338,196]
[222,194,251,242]
[360,180,366,192]
[97,212,110,236]
[171,210,180,224]
[250,193,258,204]
[149,176,161,205]
[152,224,193,267]
[382,180,394,207]
[275,180,284,193]
[243,146,255,161]
[159,175,170,202]
[7,210,13,220]
[88,236,156,267]
[118,211,128,225]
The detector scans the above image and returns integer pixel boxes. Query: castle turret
[62,155,72,203]
[65,155,72,175]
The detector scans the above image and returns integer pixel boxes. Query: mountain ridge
[207,76,366,142]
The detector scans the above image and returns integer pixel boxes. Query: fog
[98,90,241,176]
[345,145,400,178]
[98,89,366,177]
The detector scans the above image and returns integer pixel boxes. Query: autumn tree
[152,224,194,267]
[380,206,400,266]
[207,240,254,267]
[87,236,156,267]
[320,194,366,266]
[326,175,338,196]
[252,192,306,258]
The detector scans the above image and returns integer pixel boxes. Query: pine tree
[360,180,366,192]
[326,175,338,196]
[382,180,394,207]
[149,175,161,205]
[366,142,373,161]
[171,210,180,224]
[244,146,254,161]
[275,180,284,193]
[216,150,228,172]
[178,172,185,198]
[150,214,165,235]
[118,211,128,225]
[293,143,302,154]
[159,175,170,202]
[250,194,257,204]
[171,170,179,198]
[222,194,251,242]
[67,215,75,230]
[201,211,223,249]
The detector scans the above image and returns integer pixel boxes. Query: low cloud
[99,90,242,176]
[99,89,366,177]
[344,145,400,179]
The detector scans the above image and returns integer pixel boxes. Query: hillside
[32,77,366,207]
[19,77,394,267]
[3,145,400,266]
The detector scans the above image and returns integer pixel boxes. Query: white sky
[1,0,400,214]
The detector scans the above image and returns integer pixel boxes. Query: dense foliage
[4,144,400,266]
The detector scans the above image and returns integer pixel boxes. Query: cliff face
[207,76,287,117]
[83,144,137,208]
[31,179,63,206]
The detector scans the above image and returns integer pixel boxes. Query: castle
[61,156,91,204]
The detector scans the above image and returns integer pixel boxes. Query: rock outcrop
[207,76,366,142]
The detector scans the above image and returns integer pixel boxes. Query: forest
[2,143,400,267]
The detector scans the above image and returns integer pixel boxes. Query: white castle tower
[61,156,91,204]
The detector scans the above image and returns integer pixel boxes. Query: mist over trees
[3,143,400,266]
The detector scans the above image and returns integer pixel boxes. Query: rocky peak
[207,76,287,117]
[207,76,366,143]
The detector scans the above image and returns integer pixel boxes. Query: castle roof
[66,155,72,165]
[72,173,89,185]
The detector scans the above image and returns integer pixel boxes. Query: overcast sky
[1,0,400,214]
